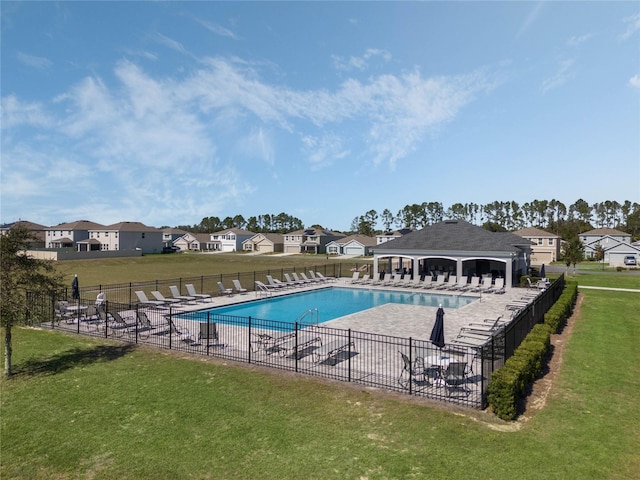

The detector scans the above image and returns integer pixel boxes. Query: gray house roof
[374,220,532,253]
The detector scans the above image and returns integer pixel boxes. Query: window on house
[142,232,145,238]
[548,238,554,246]
[115,232,118,238]
[537,238,543,245]
[105,232,109,237]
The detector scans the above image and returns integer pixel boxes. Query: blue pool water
[188,287,475,326]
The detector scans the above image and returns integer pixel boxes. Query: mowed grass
[2,271,639,479]
[54,252,366,286]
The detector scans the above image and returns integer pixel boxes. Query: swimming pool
[187,287,476,326]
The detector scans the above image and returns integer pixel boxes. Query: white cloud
[619,13,640,41]
[2,55,492,225]
[1,95,52,129]
[540,58,574,94]
[191,16,238,40]
[16,52,53,69]
[332,48,392,72]
[566,34,592,47]
[629,75,640,89]
[154,32,190,56]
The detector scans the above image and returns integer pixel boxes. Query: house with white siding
[45,220,105,250]
[209,229,255,252]
[283,228,345,254]
[242,233,284,253]
[326,235,376,256]
[513,227,561,265]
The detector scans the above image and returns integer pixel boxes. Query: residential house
[579,227,639,266]
[45,220,105,250]
[374,220,532,287]
[242,233,284,253]
[209,228,255,252]
[0,220,48,248]
[326,234,376,256]
[376,228,414,245]
[173,233,218,251]
[283,228,345,254]
[513,227,561,265]
[162,228,190,248]
[86,221,163,254]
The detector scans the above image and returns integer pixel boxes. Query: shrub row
[487,281,578,420]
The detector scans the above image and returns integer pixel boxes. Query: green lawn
[55,253,369,286]
[2,278,639,479]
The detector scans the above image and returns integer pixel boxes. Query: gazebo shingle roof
[375,220,531,253]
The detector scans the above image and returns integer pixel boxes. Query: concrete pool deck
[171,277,540,343]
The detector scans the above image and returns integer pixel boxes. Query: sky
[1,1,639,232]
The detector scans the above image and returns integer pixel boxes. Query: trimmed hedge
[488,281,577,420]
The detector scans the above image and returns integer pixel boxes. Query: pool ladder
[296,308,319,326]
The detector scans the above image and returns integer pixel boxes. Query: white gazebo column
[373,257,379,278]
[456,258,463,279]
[505,258,513,288]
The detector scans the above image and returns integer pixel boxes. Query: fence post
[348,329,352,382]
[248,316,252,363]
[206,312,211,356]
[408,337,413,394]
[168,307,173,350]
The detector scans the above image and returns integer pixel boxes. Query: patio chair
[443,275,457,290]
[217,282,233,297]
[185,284,212,302]
[108,310,137,337]
[443,362,470,396]
[398,352,428,389]
[136,310,159,339]
[299,272,320,284]
[460,276,479,292]
[54,301,71,323]
[199,322,225,350]
[419,276,434,289]
[135,290,166,307]
[350,272,360,283]
[169,285,196,303]
[486,278,505,294]
[433,274,447,289]
[232,279,248,295]
[308,271,326,283]
[292,272,311,285]
[352,273,370,284]
[151,290,181,304]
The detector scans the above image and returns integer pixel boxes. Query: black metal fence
[60,263,346,307]
[27,272,564,410]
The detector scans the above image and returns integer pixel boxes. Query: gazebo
[372,220,532,288]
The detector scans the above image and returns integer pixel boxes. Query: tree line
[166,198,639,242]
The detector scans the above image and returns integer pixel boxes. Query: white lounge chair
[292,272,311,284]
[217,282,233,297]
[433,275,447,289]
[232,279,248,294]
[308,271,325,283]
[315,272,336,283]
[312,338,356,364]
[284,273,304,287]
[350,272,360,283]
[135,290,166,307]
[266,275,288,289]
[185,284,212,302]
[151,291,181,304]
[169,285,196,303]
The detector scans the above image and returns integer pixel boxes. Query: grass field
[2,259,639,479]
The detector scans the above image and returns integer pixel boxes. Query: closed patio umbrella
[430,305,445,348]
[71,274,80,300]
[540,264,546,279]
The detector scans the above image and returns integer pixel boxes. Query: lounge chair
[199,322,225,350]
[299,272,320,284]
[185,284,212,302]
[448,276,469,291]
[274,330,321,358]
[232,279,248,294]
[54,301,71,323]
[284,273,304,287]
[312,338,356,364]
[308,271,326,283]
[442,275,457,290]
[472,277,493,293]
[433,274,447,289]
[267,274,289,289]
[349,272,360,283]
[292,272,311,284]
[217,282,233,297]
[459,316,504,335]
[315,272,336,282]
[352,274,370,284]
[255,280,276,295]
[135,290,166,307]
[151,291,181,304]
[169,285,196,303]
[136,310,160,339]
[460,276,479,291]
[419,277,434,289]
[486,278,505,294]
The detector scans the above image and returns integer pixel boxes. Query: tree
[1,226,63,377]
[594,243,605,271]
[561,236,585,275]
